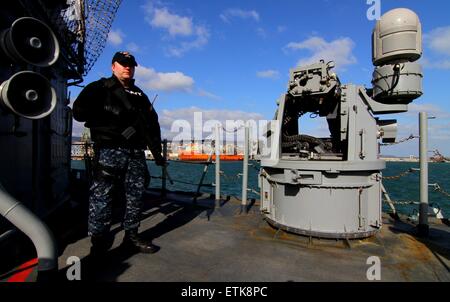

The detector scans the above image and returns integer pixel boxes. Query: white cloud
[277,26,287,33]
[256,27,267,39]
[72,120,85,138]
[220,9,260,23]
[150,7,193,36]
[107,29,124,46]
[423,26,450,70]
[135,65,194,92]
[394,121,450,151]
[424,26,450,56]
[197,89,222,101]
[285,36,357,69]
[421,58,450,70]
[161,107,264,125]
[388,103,450,156]
[159,107,265,140]
[407,103,450,119]
[298,116,331,138]
[378,121,450,157]
[72,107,265,144]
[256,70,280,79]
[429,123,450,140]
[126,42,141,53]
[144,1,209,57]
[166,26,210,58]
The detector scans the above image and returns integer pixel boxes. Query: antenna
[151,94,158,106]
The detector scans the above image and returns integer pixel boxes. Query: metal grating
[83,0,122,75]
[39,0,122,77]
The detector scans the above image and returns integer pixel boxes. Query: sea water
[71,160,450,218]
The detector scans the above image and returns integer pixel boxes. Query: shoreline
[381,157,449,163]
[70,157,448,163]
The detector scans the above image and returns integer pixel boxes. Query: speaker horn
[0,17,60,67]
[0,71,57,119]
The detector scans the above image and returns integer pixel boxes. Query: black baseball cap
[112,51,138,67]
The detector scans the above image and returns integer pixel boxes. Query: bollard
[418,112,429,237]
[241,125,249,213]
[215,124,221,203]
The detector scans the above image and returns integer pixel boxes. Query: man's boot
[87,233,113,279]
[90,233,113,257]
[122,229,159,254]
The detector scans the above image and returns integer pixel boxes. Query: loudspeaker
[0,17,60,67]
[0,71,57,119]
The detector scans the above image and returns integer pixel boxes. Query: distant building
[81,127,91,143]
[225,144,235,155]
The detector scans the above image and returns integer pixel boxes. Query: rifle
[102,79,166,165]
[120,96,165,165]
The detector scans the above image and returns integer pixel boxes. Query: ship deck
[54,189,450,282]
[2,188,450,282]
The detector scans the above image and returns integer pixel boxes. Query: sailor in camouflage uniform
[73,51,165,254]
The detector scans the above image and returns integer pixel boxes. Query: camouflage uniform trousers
[88,147,148,236]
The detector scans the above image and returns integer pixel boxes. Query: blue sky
[71,0,450,157]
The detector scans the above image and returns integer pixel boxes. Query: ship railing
[157,136,260,210]
[380,113,449,235]
[70,126,261,212]
[71,142,95,187]
[156,125,261,211]
[70,141,219,196]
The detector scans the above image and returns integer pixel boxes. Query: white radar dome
[372,8,422,66]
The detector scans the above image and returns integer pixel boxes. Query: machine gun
[259,8,423,239]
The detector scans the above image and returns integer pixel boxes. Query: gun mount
[259,8,423,239]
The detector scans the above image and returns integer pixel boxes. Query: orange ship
[178,152,243,161]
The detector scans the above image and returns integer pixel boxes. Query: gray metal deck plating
[54,189,449,282]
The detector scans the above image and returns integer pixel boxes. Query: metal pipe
[418,112,429,236]
[0,229,16,244]
[215,124,221,202]
[241,125,249,212]
[0,183,57,278]
[194,150,213,203]
[381,183,397,217]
